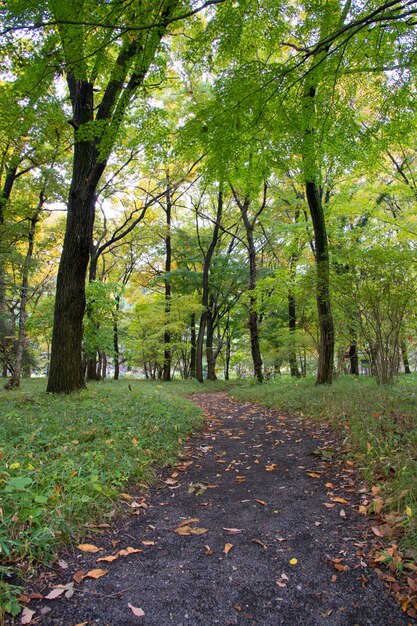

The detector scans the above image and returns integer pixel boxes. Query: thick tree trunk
[47,79,100,393]
[305,181,335,385]
[162,181,172,382]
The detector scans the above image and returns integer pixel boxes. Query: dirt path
[26,393,412,625]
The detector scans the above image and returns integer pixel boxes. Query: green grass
[231,374,417,552]
[0,378,228,572]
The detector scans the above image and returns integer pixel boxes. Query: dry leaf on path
[307,472,321,478]
[174,524,208,535]
[330,497,348,504]
[224,543,233,555]
[44,588,65,600]
[128,603,145,617]
[84,569,108,579]
[142,541,155,546]
[223,527,242,534]
[77,543,101,553]
[265,464,277,471]
[73,570,86,584]
[255,499,267,506]
[252,539,267,549]
[96,554,119,563]
[20,608,35,624]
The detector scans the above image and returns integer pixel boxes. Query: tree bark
[162,180,172,381]
[206,300,217,381]
[190,313,196,379]
[195,189,223,382]
[305,181,335,384]
[401,340,411,374]
[288,291,301,377]
[6,194,43,388]
[348,341,359,375]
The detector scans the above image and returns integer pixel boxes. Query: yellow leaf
[224,543,233,555]
[406,506,413,517]
[307,472,321,478]
[131,437,138,446]
[289,558,298,565]
[84,569,108,579]
[77,544,101,553]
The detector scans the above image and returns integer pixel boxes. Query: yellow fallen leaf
[118,547,142,556]
[120,492,133,501]
[330,497,348,504]
[174,525,208,536]
[77,543,101,553]
[142,541,155,546]
[289,558,298,565]
[235,476,246,483]
[265,464,277,471]
[406,506,413,517]
[224,543,233,555]
[96,554,119,563]
[307,472,321,478]
[84,569,108,579]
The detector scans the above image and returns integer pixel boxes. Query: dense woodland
[1,0,417,392]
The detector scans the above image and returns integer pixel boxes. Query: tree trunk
[305,181,335,385]
[288,291,301,377]
[401,340,411,374]
[206,304,217,381]
[195,190,223,382]
[7,195,43,388]
[190,313,196,379]
[162,180,172,381]
[47,79,100,393]
[348,341,359,375]
[113,295,120,380]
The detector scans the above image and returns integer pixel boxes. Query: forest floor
[15,392,415,625]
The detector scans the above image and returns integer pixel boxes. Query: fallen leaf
[358,505,368,515]
[330,497,348,504]
[77,543,101,553]
[323,503,336,508]
[142,541,155,546]
[252,539,267,549]
[120,492,133,501]
[84,569,108,579]
[372,526,384,538]
[204,545,213,555]
[331,574,337,582]
[118,547,142,557]
[325,482,334,488]
[20,608,35,624]
[57,559,69,569]
[73,570,86,584]
[275,580,287,588]
[255,499,267,506]
[340,509,346,518]
[235,476,246,483]
[131,437,138,446]
[224,543,233,555]
[164,478,178,486]
[174,524,208,536]
[128,603,145,617]
[307,472,321,478]
[265,464,277,471]
[45,588,65,600]
[96,554,119,563]
[289,558,298,565]
[223,528,242,534]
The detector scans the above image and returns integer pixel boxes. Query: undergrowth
[0,379,218,577]
[231,375,417,552]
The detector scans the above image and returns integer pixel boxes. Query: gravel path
[24,392,412,625]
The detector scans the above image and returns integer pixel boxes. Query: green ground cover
[232,375,417,553]
[0,378,233,615]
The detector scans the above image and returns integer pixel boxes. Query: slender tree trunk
[0,165,17,377]
[401,340,411,374]
[348,340,359,375]
[232,191,264,383]
[162,180,172,381]
[101,351,107,378]
[305,183,335,385]
[288,291,301,377]
[6,195,43,388]
[190,313,196,379]
[206,303,217,381]
[113,295,120,380]
[195,190,223,382]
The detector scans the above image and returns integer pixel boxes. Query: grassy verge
[0,377,232,615]
[231,375,417,552]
